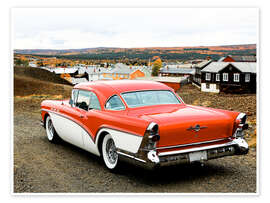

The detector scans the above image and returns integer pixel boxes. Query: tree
[151,58,162,76]
[14,58,29,67]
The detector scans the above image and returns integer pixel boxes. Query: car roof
[74,80,172,103]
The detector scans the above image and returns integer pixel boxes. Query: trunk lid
[128,104,235,147]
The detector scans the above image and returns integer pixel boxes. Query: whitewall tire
[102,134,119,170]
[45,115,60,143]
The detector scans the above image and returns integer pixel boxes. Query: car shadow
[116,161,232,186]
[40,135,235,186]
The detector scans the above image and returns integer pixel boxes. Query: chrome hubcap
[106,138,117,164]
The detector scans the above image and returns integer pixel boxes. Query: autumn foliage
[151,58,162,76]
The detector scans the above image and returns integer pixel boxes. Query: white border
[10,7,259,196]
[4,2,264,201]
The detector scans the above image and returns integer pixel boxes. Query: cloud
[12,8,258,49]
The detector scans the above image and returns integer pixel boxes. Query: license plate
[189,151,207,162]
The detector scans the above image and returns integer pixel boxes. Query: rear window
[121,90,180,108]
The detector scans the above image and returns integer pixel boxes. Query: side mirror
[69,99,74,106]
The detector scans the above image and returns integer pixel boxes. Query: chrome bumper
[117,138,249,170]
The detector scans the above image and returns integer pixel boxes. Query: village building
[159,67,195,82]
[50,67,79,75]
[162,63,193,69]
[101,63,146,80]
[218,55,256,62]
[86,63,148,81]
[192,60,212,85]
[29,61,38,68]
[201,62,256,93]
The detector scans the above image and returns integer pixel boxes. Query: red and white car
[40,80,249,170]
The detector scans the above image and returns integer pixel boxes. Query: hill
[14,44,256,61]
[14,66,72,97]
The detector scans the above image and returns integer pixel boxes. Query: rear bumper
[117,138,249,170]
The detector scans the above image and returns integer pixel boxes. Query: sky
[12,8,258,49]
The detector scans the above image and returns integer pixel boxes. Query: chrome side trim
[158,141,236,156]
[41,108,95,142]
[117,151,146,163]
[134,157,147,163]
[156,138,228,150]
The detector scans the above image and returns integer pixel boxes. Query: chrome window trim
[88,91,102,111]
[104,94,126,111]
[71,89,79,107]
[74,89,102,112]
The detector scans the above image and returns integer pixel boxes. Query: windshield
[121,90,180,108]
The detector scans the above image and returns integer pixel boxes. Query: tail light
[233,113,249,138]
[145,122,160,150]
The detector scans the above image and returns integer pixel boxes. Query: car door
[76,91,103,155]
[61,89,92,149]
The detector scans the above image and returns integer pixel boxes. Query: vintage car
[40,80,249,171]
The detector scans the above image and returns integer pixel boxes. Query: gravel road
[13,97,257,193]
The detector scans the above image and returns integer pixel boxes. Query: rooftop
[218,55,256,62]
[74,80,171,102]
[160,67,195,75]
[201,62,256,73]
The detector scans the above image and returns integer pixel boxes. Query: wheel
[45,115,60,143]
[102,134,119,171]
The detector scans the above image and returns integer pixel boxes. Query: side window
[75,90,91,111]
[105,95,125,110]
[205,73,211,81]
[245,73,250,82]
[223,73,228,82]
[89,92,101,110]
[216,73,220,81]
[234,73,240,82]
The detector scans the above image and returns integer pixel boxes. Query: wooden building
[159,67,195,78]
[201,62,256,93]
[218,55,256,62]
[192,60,212,85]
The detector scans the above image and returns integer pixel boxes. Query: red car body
[41,80,249,170]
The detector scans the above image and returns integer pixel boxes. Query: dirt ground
[13,79,257,193]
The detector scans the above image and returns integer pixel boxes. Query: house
[51,67,79,77]
[162,63,193,69]
[86,67,108,81]
[192,60,212,85]
[159,67,195,82]
[86,63,146,81]
[29,61,37,68]
[201,62,256,93]
[218,55,256,62]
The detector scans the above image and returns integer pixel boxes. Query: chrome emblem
[187,124,207,132]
